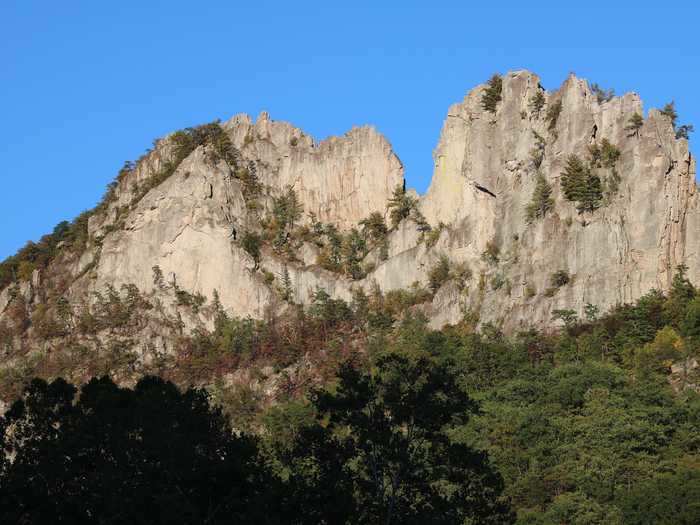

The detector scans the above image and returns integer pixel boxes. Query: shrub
[424,222,446,248]
[525,283,536,299]
[451,262,472,290]
[481,74,503,113]
[545,100,562,131]
[428,255,451,293]
[530,131,546,169]
[550,270,570,288]
[491,273,506,291]
[175,289,206,313]
[481,240,500,265]
[241,232,262,270]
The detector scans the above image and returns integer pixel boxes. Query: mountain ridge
[0,70,697,381]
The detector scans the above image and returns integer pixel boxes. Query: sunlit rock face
[3,70,698,333]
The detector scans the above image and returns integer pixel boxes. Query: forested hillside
[1,266,698,524]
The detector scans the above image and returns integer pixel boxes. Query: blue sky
[1,1,698,260]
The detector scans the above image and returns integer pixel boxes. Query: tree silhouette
[283,354,515,524]
[0,376,280,524]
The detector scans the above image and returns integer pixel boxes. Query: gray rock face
[2,70,698,334]
[417,71,697,329]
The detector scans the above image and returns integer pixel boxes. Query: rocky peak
[1,70,697,338]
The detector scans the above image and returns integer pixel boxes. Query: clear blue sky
[1,1,698,260]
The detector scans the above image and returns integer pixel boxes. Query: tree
[428,254,451,293]
[529,90,546,117]
[387,185,418,228]
[341,228,367,279]
[546,100,563,131]
[273,185,303,232]
[482,74,503,114]
[525,173,554,222]
[676,124,694,140]
[280,265,294,302]
[590,83,615,104]
[660,101,678,128]
[618,468,700,525]
[0,376,279,524]
[241,231,262,270]
[284,355,514,524]
[359,211,388,243]
[659,101,693,140]
[625,113,644,137]
[561,154,602,213]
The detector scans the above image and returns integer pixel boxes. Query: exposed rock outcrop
[2,70,698,340]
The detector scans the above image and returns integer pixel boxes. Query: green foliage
[625,113,644,136]
[279,265,294,302]
[561,154,603,213]
[241,231,262,270]
[525,173,554,222]
[659,102,692,140]
[358,211,388,243]
[660,101,678,128]
[424,221,446,247]
[341,228,367,280]
[481,73,503,113]
[676,124,694,140]
[529,131,546,169]
[482,240,500,265]
[618,467,700,524]
[387,184,419,228]
[550,269,570,288]
[529,90,546,117]
[4,270,700,523]
[588,138,620,169]
[545,99,562,132]
[428,254,451,293]
[590,82,615,104]
[272,185,303,232]
[0,215,91,290]
[285,355,515,524]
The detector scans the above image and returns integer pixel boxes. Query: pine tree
[481,74,503,113]
[526,173,554,222]
[561,155,602,213]
[529,90,546,117]
[676,124,694,140]
[625,113,644,137]
[660,101,678,128]
[280,266,293,302]
[387,185,418,228]
[561,155,587,202]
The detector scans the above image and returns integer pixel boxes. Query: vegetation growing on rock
[481,74,503,114]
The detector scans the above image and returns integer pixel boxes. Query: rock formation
[1,70,697,343]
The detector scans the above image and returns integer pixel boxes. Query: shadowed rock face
[2,70,698,333]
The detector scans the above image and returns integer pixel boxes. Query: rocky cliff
[1,70,697,354]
